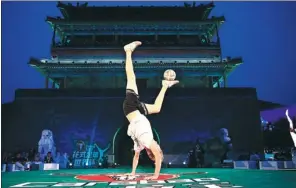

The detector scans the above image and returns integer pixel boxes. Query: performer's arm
[131,152,140,175]
[145,80,179,114]
[286,110,293,129]
[149,141,162,178]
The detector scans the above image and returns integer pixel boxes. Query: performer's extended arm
[149,141,162,178]
[145,81,179,114]
[130,152,140,175]
[286,110,294,130]
[128,140,142,175]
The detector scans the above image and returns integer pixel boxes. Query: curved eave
[225,57,243,77]
[45,17,225,38]
[57,1,70,19]
[54,2,215,22]
[202,2,215,20]
[207,16,225,37]
[29,58,242,70]
[58,8,69,20]
[29,56,241,78]
[46,17,225,25]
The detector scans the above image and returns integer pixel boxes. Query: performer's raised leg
[124,41,142,95]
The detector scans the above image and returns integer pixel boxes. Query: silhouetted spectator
[13,153,26,171]
[44,152,54,163]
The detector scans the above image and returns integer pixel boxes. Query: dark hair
[146,149,155,161]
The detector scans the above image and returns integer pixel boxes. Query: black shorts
[123,89,148,116]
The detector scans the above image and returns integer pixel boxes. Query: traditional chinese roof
[56,2,216,22]
[51,47,221,60]
[46,18,224,36]
[28,57,242,78]
[28,1,242,89]
[47,2,225,39]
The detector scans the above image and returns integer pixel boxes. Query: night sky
[2,1,296,105]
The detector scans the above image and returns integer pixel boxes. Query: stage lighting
[97,162,103,168]
[167,162,172,168]
[68,162,73,169]
[183,161,186,165]
[111,163,118,168]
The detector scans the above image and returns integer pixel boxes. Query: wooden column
[216,22,221,46]
[52,24,56,47]
[45,76,49,89]
[64,77,68,89]
[208,76,213,88]
[52,81,56,89]
[92,35,96,46]
[223,73,227,88]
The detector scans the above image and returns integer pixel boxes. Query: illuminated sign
[72,141,110,168]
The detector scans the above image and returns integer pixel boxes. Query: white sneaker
[124,41,142,52]
[162,80,179,88]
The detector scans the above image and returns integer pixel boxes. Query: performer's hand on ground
[162,80,179,88]
[144,174,159,180]
[124,172,135,176]
[124,41,142,52]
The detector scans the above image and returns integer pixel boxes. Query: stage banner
[72,140,110,167]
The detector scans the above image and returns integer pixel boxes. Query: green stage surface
[2,167,296,187]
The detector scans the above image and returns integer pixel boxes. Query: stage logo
[75,173,178,182]
[72,141,110,168]
[10,177,243,187]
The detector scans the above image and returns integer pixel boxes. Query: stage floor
[2,167,296,187]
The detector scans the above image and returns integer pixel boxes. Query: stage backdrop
[2,88,263,160]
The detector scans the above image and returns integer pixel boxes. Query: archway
[113,126,160,166]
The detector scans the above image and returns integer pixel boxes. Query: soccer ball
[163,69,176,81]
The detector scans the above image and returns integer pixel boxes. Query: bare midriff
[126,110,141,123]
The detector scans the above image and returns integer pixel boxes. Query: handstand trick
[122,41,178,180]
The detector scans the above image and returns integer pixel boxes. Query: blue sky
[2,1,296,105]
